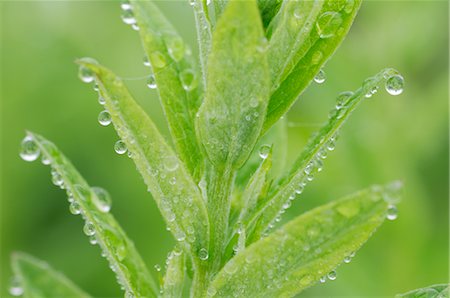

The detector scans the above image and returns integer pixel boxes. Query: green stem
[190,260,209,298]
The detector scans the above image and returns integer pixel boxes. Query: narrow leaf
[25,133,158,297]
[250,68,401,236]
[396,284,449,298]
[196,0,270,170]
[210,183,399,297]
[162,250,185,298]
[11,252,90,298]
[130,0,203,179]
[263,0,362,134]
[76,59,210,265]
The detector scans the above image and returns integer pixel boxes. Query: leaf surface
[211,183,398,297]
[396,284,449,298]
[162,250,185,298]
[27,132,158,297]
[11,252,90,298]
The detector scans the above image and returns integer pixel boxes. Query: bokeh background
[1,1,448,297]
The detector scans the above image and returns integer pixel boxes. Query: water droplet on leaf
[20,136,40,162]
[259,144,271,159]
[385,75,404,96]
[386,205,398,220]
[199,248,209,260]
[316,12,343,39]
[179,69,197,91]
[83,222,96,236]
[92,186,112,213]
[98,110,112,126]
[78,66,94,83]
[114,140,127,155]
[314,69,326,84]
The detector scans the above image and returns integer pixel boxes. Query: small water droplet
[89,235,97,245]
[385,75,404,96]
[92,187,112,213]
[154,264,161,272]
[316,12,343,39]
[199,248,208,260]
[150,52,167,69]
[327,270,337,281]
[314,69,326,84]
[83,222,96,236]
[51,169,64,187]
[259,144,271,159]
[319,276,326,283]
[98,95,106,105]
[179,69,197,91]
[335,91,354,109]
[326,138,336,151]
[166,36,185,62]
[20,136,40,162]
[114,140,127,155]
[98,110,112,126]
[143,56,151,67]
[169,177,177,185]
[69,201,82,215]
[121,7,136,25]
[293,8,303,19]
[9,277,23,296]
[41,155,51,165]
[207,286,217,297]
[146,74,157,89]
[343,255,352,263]
[189,0,195,6]
[175,231,186,242]
[78,66,94,83]
[120,1,132,10]
[131,23,139,31]
[386,205,398,220]
[163,156,179,171]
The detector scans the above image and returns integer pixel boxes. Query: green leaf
[210,183,398,297]
[257,0,283,29]
[76,59,210,266]
[396,284,449,298]
[250,68,401,236]
[24,132,158,297]
[11,252,90,298]
[196,0,270,170]
[213,0,228,22]
[263,0,362,134]
[130,0,203,179]
[191,0,212,86]
[162,249,185,298]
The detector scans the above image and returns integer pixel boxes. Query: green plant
[12,0,410,297]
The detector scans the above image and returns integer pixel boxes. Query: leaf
[162,249,185,298]
[210,183,398,297]
[196,0,270,170]
[257,0,283,29]
[262,0,362,134]
[396,284,449,298]
[11,252,90,298]
[191,0,212,87]
[76,59,210,264]
[130,0,203,179]
[23,132,158,297]
[249,68,401,237]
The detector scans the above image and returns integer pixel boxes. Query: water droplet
[9,277,23,296]
[69,201,82,215]
[131,23,139,31]
[169,177,177,185]
[98,110,112,126]
[335,91,354,109]
[179,69,197,91]
[51,169,64,187]
[385,75,404,96]
[143,56,151,67]
[199,248,208,260]
[343,255,352,263]
[93,84,99,91]
[319,276,326,283]
[293,8,303,19]
[20,136,40,162]
[89,235,97,245]
[304,162,314,174]
[175,231,186,242]
[344,0,355,14]
[98,95,106,105]
[189,0,195,6]
[150,52,166,69]
[163,156,179,171]
[125,291,135,298]
[78,66,94,83]
[120,1,131,10]
[92,187,112,213]
[207,286,217,297]
[326,138,336,151]
[386,205,398,220]
[114,140,127,155]
[83,222,96,236]
[121,7,136,25]
[327,270,337,281]
[166,36,185,62]
[41,155,51,165]
[314,69,326,84]
[145,75,157,90]
[259,144,271,159]
[154,264,161,272]
[316,12,343,39]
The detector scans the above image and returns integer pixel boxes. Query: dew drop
[169,177,177,185]
[143,56,151,67]
[259,144,271,159]
[207,286,217,297]
[83,222,96,236]
[343,255,352,263]
[327,270,337,281]
[319,276,326,283]
[41,155,51,165]
[326,138,336,151]
[98,95,106,105]
[385,75,404,96]
[163,156,179,171]
[154,264,161,272]
[121,8,136,25]
[335,91,353,109]
[175,231,186,242]
[78,66,94,83]
[92,186,112,213]
[316,12,343,39]
[150,52,167,69]
[120,1,131,10]
[20,136,40,162]
[114,140,127,155]
[98,110,112,126]
[189,0,195,6]
[51,170,64,187]
[166,36,185,62]
[314,69,326,84]
[179,69,197,91]
[199,248,209,260]
[386,205,398,220]
[69,201,82,215]
[89,235,97,245]
[293,8,303,19]
[9,277,23,297]
[146,74,157,89]
[131,23,139,31]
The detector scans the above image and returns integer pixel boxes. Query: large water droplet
[163,156,179,172]
[9,277,23,297]
[199,248,209,260]
[316,12,343,39]
[114,140,127,155]
[327,270,337,281]
[314,69,326,84]
[335,91,354,109]
[150,52,167,69]
[386,205,398,220]
[98,110,112,126]
[259,144,271,159]
[385,75,404,96]
[83,222,96,236]
[92,186,112,213]
[166,37,185,62]
[69,201,82,215]
[146,75,157,89]
[20,136,40,162]
[78,66,94,83]
[179,69,197,91]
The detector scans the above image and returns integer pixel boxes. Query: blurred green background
[1,1,448,297]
